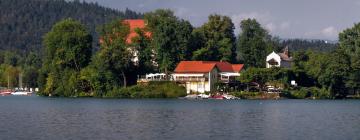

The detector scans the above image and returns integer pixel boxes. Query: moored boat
[184,94,199,99]
[197,94,210,99]
[0,89,12,96]
[223,94,239,99]
[11,90,32,96]
[211,95,225,99]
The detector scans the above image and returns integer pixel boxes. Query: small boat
[211,95,224,100]
[11,90,32,96]
[223,94,239,99]
[184,94,199,99]
[0,89,12,96]
[198,94,210,99]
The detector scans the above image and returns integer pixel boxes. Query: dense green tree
[290,51,316,87]
[339,23,360,95]
[303,52,330,84]
[319,49,351,98]
[80,19,133,97]
[239,67,270,88]
[339,23,360,54]
[0,0,143,91]
[280,39,337,52]
[145,9,193,73]
[192,14,236,62]
[237,19,272,67]
[270,36,283,53]
[97,19,132,87]
[4,52,19,67]
[41,19,92,96]
[239,67,294,89]
[132,28,155,75]
[0,0,143,55]
[21,52,42,88]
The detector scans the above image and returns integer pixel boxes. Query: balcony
[137,73,169,83]
[174,77,207,82]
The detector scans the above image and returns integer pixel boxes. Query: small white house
[266,46,292,68]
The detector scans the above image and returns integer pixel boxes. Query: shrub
[282,87,331,99]
[308,87,331,99]
[291,88,309,99]
[104,86,131,98]
[231,91,261,99]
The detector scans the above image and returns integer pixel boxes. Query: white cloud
[231,12,272,34]
[230,12,290,35]
[265,22,276,32]
[279,22,291,30]
[304,26,338,39]
[231,12,272,27]
[321,26,338,37]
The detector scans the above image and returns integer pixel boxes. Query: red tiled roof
[174,61,244,73]
[211,61,234,72]
[174,61,217,73]
[232,64,244,72]
[123,19,151,44]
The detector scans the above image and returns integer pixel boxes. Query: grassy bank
[230,87,333,99]
[104,82,187,98]
[282,87,331,99]
[41,81,187,98]
[230,91,280,99]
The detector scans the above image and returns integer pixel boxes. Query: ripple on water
[0,97,359,140]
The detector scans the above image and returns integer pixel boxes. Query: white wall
[266,52,281,68]
[186,81,210,94]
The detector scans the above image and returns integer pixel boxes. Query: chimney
[284,46,289,57]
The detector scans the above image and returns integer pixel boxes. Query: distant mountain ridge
[0,0,143,54]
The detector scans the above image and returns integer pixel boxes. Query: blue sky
[83,0,360,40]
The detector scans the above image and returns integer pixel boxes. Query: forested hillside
[0,0,143,53]
[280,39,338,52]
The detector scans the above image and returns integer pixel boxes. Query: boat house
[172,61,244,94]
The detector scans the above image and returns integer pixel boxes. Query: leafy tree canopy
[237,19,273,67]
[192,14,236,62]
[41,19,92,96]
[145,9,193,73]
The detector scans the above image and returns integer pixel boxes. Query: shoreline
[31,94,360,100]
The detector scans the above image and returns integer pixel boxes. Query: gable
[266,51,281,62]
[231,64,244,72]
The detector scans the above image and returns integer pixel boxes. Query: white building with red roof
[172,61,244,94]
[123,19,151,44]
[99,19,152,64]
[123,19,152,63]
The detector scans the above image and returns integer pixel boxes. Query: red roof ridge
[174,61,244,73]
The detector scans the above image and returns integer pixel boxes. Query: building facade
[172,61,244,94]
[266,47,292,68]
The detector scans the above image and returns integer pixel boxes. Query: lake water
[0,96,359,140]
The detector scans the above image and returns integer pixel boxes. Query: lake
[0,96,359,140]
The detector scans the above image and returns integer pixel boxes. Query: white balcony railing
[174,77,207,82]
